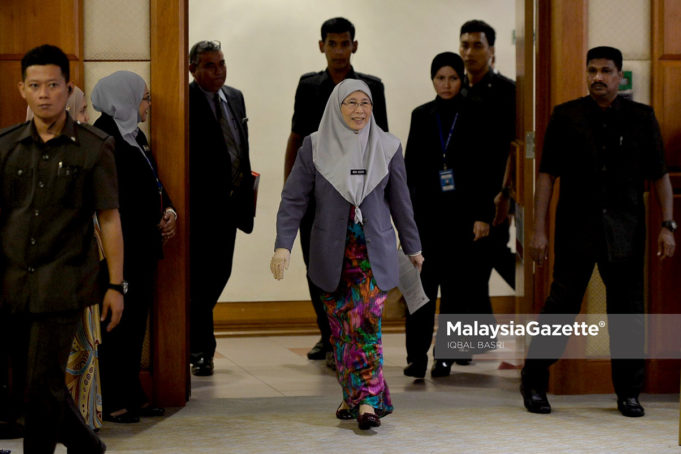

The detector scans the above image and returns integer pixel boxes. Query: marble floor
[2,333,679,453]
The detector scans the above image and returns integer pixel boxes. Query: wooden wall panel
[0,62,25,128]
[0,0,83,128]
[651,0,681,397]
[661,0,681,57]
[150,0,189,407]
[0,0,81,58]
[657,62,681,169]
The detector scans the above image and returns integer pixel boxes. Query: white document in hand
[397,248,428,314]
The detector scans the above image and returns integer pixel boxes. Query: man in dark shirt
[459,20,516,291]
[0,45,124,453]
[521,46,675,418]
[283,17,389,364]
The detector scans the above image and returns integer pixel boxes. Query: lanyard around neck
[436,112,459,170]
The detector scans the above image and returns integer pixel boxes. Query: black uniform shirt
[0,115,119,313]
[291,67,389,137]
[540,95,667,260]
[462,70,516,187]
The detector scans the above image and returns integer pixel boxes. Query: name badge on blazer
[439,169,455,192]
[351,169,367,175]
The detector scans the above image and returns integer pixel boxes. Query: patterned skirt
[65,304,103,429]
[320,208,393,417]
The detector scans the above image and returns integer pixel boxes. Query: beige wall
[83,0,151,137]
[189,0,517,302]
[588,0,651,104]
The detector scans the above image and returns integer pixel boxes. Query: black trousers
[486,219,516,289]
[522,238,645,398]
[2,309,102,454]
[190,224,237,359]
[405,225,493,366]
[99,255,156,413]
[299,200,332,351]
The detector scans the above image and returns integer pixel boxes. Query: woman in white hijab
[91,71,177,423]
[271,79,423,430]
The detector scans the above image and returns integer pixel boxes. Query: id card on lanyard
[437,112,458,192]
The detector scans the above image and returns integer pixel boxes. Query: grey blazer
[275,136,422,293]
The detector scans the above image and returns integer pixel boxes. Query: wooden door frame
[149,0,190,407]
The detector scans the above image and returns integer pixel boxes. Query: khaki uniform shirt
[0,115,119,314]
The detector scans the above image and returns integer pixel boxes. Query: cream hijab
[91,70,146,150]
[26,86,86,122]
[311,79,400,224]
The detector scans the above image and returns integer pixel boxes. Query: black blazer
[189,81,255,235]
[404,96,496,237]
[93,113,173,261]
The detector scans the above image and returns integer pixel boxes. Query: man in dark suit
[189,40,255,376]
[284,17,389,366]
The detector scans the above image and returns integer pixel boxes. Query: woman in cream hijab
[27,85,89,123]
[272,79,423,430]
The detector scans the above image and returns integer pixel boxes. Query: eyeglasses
[342,100,372,110]
[142,94,151,102]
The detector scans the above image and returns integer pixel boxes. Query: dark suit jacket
[275,136,421,293]
[93,114,173,262]
[404,96,496,245]
[189,81,255,239]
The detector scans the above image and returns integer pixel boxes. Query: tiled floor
[3,333,679,453]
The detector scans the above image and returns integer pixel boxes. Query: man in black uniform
[460,19,516,288]
[521,46,675,417]
[0,44,125,453]
[284,17,389,366]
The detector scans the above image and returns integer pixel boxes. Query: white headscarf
[91,70,146,149]
[311,79,400,224]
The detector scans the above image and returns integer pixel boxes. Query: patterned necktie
[214,93,243,190]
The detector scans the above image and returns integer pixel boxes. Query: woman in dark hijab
[403,52,497,379]
[91,71,177,423]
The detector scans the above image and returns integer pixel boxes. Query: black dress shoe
[103,411,140,423]
[455,358,472,366]
[403,362,427,379]
[520,384,551,414]
[307,339,327,360]
[431,360,452,377]
[138,405,165,417]
[617,397,644,417]
[191,356,214,376]
[357,412,380,430]
[336,403,354,420]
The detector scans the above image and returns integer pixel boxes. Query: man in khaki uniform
[0,44,124,454]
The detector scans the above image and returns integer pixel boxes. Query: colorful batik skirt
[320,209,393,417]
[65,304,103,429]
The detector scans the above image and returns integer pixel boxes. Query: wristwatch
[108,280,129,295]
[661,220,677,233]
